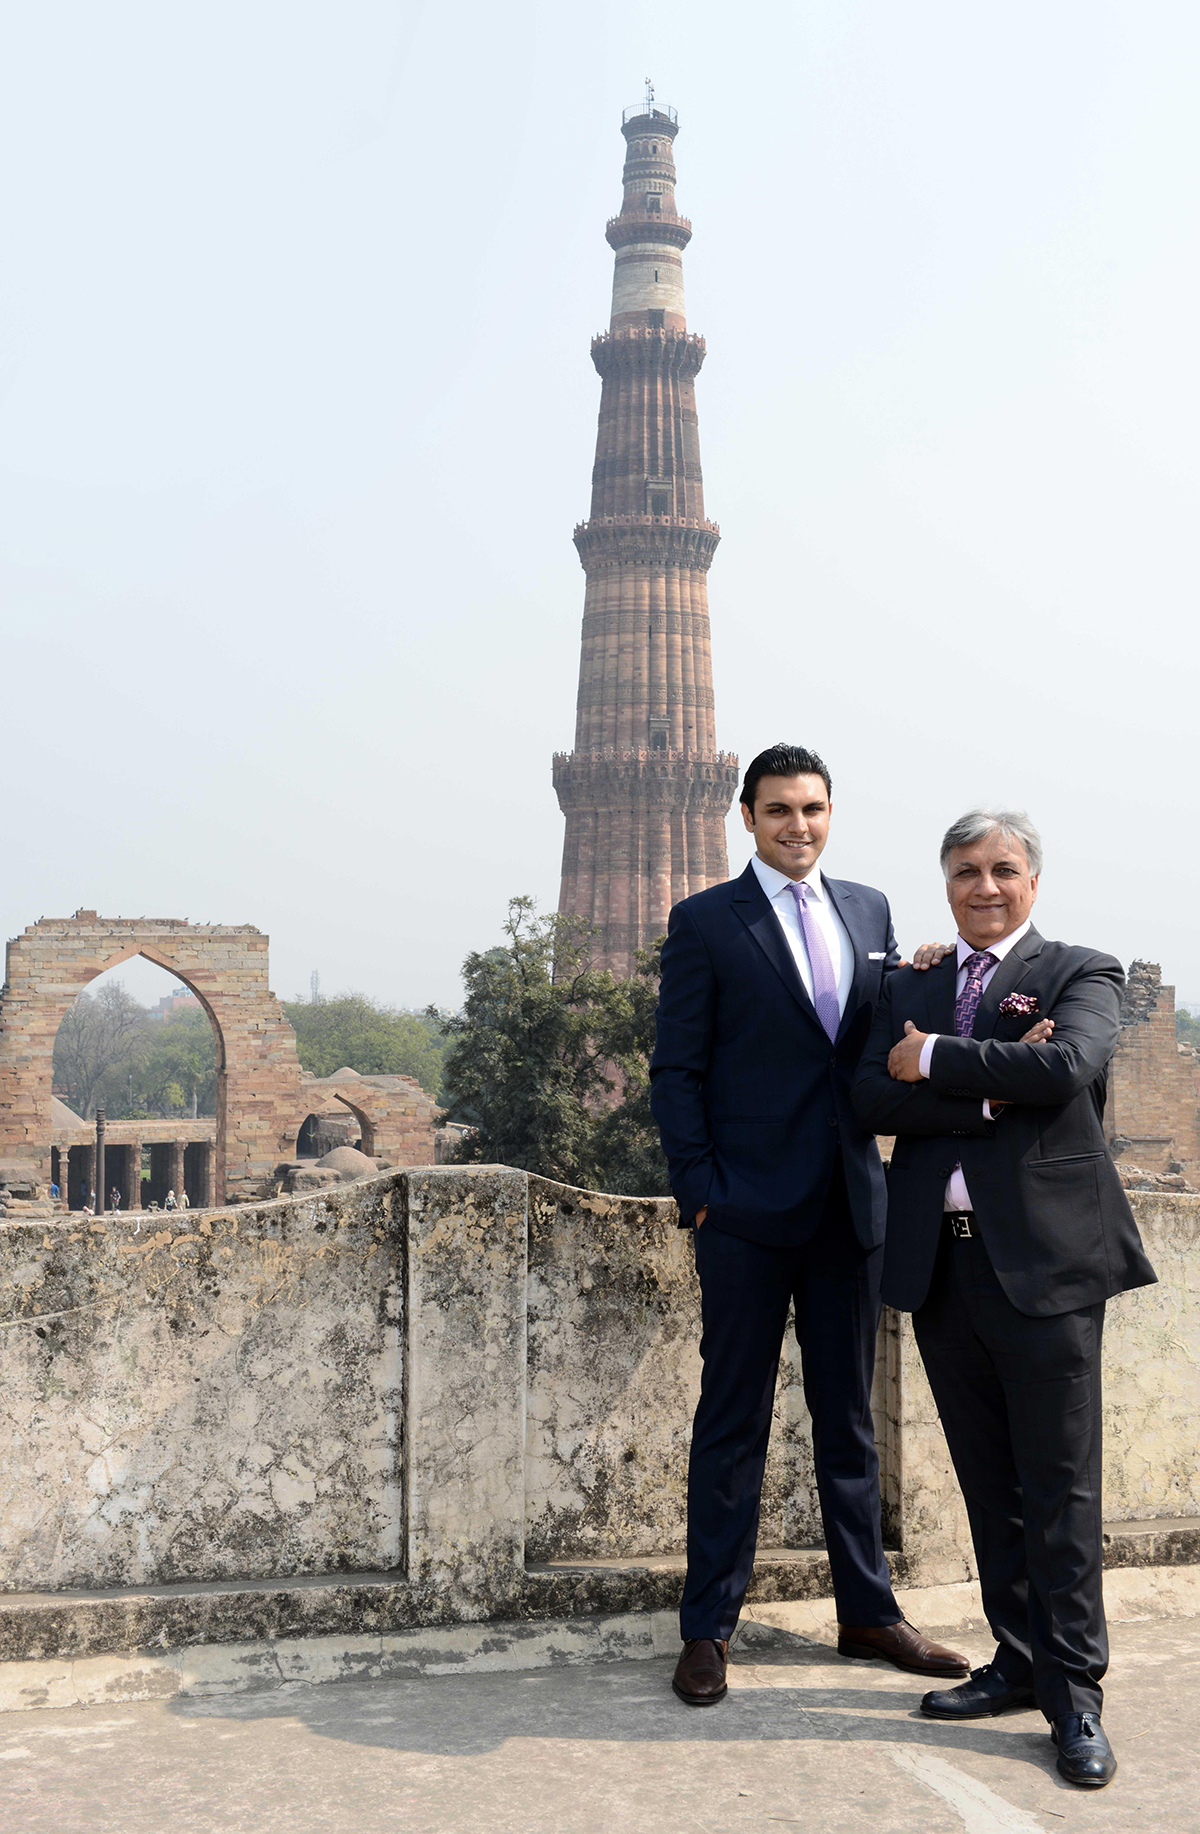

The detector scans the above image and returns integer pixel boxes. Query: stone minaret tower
[553,99,738,977]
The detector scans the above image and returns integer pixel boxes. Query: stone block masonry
[0,912,441,1205]
[1107,960,1200,1182]
[0,1167,1195,1672]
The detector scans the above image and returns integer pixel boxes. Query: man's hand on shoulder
[888,1019,929,1082]
[905,942,954,972]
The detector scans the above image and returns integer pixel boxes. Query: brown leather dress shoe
[672,1637,729,1705]
[837,1618,969,1677]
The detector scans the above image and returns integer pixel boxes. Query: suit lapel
[731,863,824,1033]
[924,953,958,1036]
[973,927,1045,1038]
[822,877,867,1044]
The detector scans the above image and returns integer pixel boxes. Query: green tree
[1177,1005,1200,1048]
[283,993,449,1098]
[434,898,670,1196]
[134,1009,219,1117]
[53,983,149,1118]
[589,940,671,1197]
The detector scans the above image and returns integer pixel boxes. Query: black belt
[945,1211,976,1239]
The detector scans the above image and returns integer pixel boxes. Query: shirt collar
[751,855,826,903]
[956,915,1032,968]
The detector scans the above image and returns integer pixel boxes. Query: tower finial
[644,75,654,109]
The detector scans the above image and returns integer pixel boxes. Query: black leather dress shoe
[672,1638,728,1706]
[1052,1712,1116,1787]
[921,1663,1037,1719]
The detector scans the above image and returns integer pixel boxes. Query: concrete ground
[1,1615,1196,1834]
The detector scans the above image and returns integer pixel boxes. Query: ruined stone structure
[0,912,440,1206]
[1107,961,1200,1183]
[554,101,738,975]
[50,1098,215,1212]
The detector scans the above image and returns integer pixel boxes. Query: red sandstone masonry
[554,108,737,977]
[0,915,439,1202]
[1106,961,1200,1181]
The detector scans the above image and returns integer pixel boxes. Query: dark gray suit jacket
[852,927,1157,1317]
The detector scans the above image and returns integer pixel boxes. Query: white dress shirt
[917,918,1033,1211]
[750,855,855,1016]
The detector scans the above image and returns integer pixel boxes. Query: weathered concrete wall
[1100,1196,1200,1521]
[0,1181,403,1591]
[0,1168,1195,1609]
[524,1178,817,1560]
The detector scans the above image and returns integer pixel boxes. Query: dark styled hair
[740,743,832,812]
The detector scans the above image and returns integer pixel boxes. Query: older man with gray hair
[853,809,1156,1790]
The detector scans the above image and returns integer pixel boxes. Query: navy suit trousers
[680,1161,900,1640]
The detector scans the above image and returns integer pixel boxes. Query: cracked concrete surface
[0,1615,1195,1834]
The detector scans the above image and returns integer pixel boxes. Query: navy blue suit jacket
[649,862,901,1249]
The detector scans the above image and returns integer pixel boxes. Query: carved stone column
[169,1140,186,1204]
[128,1140,143,1209]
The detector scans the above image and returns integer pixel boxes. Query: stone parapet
[572,517,720,573]
[552,749,740,813]
[605,213,692,251]
[590,327,706,379]
[1,1167,1194,1630]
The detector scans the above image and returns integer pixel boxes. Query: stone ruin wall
[0,1167,1195,1604]
[1106,961,1200,1185]
[0,913,441,1207]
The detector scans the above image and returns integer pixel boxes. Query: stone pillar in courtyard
[195,1143,212,1208]
[169,1140,186,1203]
[128,1140,143,1208]
[552,99,739,977]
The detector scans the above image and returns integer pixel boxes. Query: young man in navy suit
[650,743,969,1705]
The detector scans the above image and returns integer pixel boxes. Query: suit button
[828,1118,838,1128]
[938,1166,952,1176]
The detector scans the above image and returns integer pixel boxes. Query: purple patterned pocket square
[999,992,1039,1016]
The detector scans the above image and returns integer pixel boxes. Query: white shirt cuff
[917,1034,939,1079]
[983,1099,995,1120]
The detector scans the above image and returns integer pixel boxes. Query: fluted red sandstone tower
[553,100,738,977]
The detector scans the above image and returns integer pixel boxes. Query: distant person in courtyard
[179,1189,190,1210]
[853,809,1156,1789]
[650,742,969,1709]
[110,1186,121,1212]
[164,1189,177,1211]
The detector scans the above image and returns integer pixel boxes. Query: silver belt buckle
[949,1212,975,1239]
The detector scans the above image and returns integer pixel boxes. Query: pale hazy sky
[3,2,1199,1011]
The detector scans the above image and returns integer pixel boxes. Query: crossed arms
[852,955,1124,1137]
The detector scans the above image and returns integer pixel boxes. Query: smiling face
[741,772,831,880]
[944,830,1039,949]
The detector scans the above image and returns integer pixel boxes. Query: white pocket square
[868,951,887,960]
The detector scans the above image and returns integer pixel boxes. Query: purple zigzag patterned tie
[955,950,998,1038]
[790,881,841,1043]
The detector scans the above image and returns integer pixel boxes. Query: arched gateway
[0,912,440,1205]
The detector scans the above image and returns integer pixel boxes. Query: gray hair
[940,809,1043,878]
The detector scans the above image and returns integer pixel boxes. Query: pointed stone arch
[0,913,303,1205]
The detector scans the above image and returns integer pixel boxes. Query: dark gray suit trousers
[914,1228,1107,1719]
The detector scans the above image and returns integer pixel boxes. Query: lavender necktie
[789,881,841,1043]
[955,951,998,1038]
